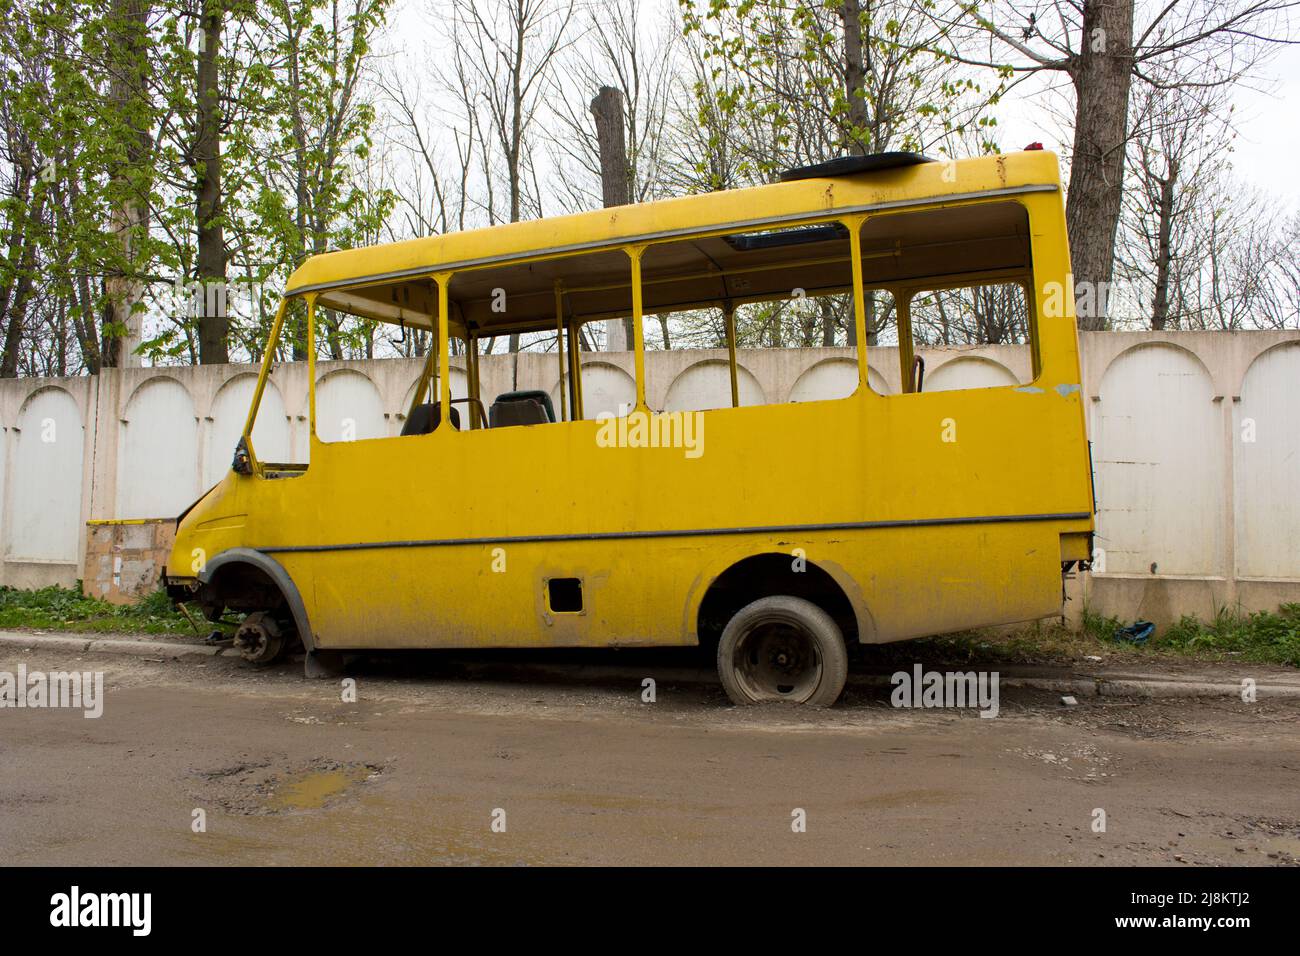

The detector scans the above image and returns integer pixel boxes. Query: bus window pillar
[566,317,584,421]
[845,215,871,389]
[435,272,452,426]
[554,280,567,422]
[241,297,288,470]
[724,300,739,408]
[306,293,318,452]
[626,244,648,410]
[896,289,916,393]
[466,331,482,429]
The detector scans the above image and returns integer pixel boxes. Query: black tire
[716,596,848,707]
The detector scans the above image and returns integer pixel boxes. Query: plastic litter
[1115,620,1155,644]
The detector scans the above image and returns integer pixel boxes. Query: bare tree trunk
[502,3,527,353]
[863,288,876,346]
[591,85,634,350]
[196,0,228,364]
[1151,157,1177,330]
[819,298,836,346]
[507,2,525,224]
[1065,0,1135,331]
[0,137,39,377]
[840,0,869,155]
[0,222,41,377]
[55,298,68,376]
[591,86,631,207]
[280,12,310,361]
[71,228,103,373]
[101,0,154,368]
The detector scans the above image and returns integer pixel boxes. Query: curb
[480,663,1300,699]
[0,632,225,659]
[846,672,1300,700]
[2,631,1297,699]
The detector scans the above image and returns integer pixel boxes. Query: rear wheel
[717,596,848,707]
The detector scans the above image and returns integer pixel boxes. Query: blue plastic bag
[1116,620,1155,644]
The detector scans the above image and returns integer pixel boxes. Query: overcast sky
[380,0,1300,216]
[996,41,1300,213]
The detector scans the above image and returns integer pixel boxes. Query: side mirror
[232,435,253,475]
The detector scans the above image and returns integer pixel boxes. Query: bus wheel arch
[198,548,315,654]
[692,551,869,652]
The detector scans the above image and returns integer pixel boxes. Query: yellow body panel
[166,152,1094,651]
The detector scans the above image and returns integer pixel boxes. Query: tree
[99,0,157,367]
[1115,79,1235,329]
[677,0,999,344]
[2,0,153,375]
[441,0,575,352]
[194,0,228,362]
[547,0,677,211]
[448,0,575,224]
[929,0,1299,329]
[0,3,50,376]
[260,0,393,360]
[1184,177,1295,330]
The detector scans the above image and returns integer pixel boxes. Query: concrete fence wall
[2,331,1297,628]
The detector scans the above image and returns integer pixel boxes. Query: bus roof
[286,150,1061,336]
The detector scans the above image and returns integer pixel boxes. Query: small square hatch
[546,577,583,613]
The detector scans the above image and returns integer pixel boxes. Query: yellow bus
[164,149,1094,707]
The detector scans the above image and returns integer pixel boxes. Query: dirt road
[2,643,1298,866]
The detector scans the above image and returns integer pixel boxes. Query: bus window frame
[894,274,1039,386]
[241,195,1051,456]
[239,295,289,476]
[629,213,875,409]
[855,197,1043,396]
[237,292,316,478]
[884,272,1038,393]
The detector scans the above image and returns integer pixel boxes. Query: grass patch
[1159,604,1300,667]
[867,604,1300,669]
[0,585,200,636]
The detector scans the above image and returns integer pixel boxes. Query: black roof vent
[723,223,849,252]
[780,151,935,183]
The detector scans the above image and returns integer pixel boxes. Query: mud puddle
[193,757,383,815]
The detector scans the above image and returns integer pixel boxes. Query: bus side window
[446,248,633,424]
[859,201,1038,394]
[636,224,883,411]
[554,318,637,420]
[905,283,1035,391]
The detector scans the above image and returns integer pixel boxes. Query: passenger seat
[401,403,460,436]
[489,390,555,428]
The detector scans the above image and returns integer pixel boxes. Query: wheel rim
[731,619,823,703]
[236,630,270,660]
[234,613,282,664]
